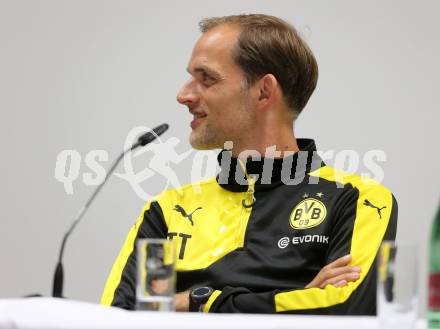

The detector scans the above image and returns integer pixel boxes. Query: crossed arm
[174,254,361,311]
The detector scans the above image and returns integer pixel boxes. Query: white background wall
[1,0,439,315]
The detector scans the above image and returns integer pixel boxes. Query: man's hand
[174,291,190,312]
[305,254,361,289]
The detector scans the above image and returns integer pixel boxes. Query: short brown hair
[199,14,318,118]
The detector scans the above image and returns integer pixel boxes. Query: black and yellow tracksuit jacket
[101,139,397,314]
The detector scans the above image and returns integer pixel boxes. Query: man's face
[177,24,255,150]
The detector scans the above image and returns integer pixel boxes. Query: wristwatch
[189,286,214,312]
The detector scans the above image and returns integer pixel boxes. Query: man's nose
[176,79,199,106]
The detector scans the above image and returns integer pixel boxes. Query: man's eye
[201,72,215,83]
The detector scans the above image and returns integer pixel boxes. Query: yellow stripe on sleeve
[202,290,222,313]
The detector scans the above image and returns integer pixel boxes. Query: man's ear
[257,74,278,108]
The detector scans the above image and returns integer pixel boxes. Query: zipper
[234,159,256,249]
[240,174,256,249]
[242,175,256,208]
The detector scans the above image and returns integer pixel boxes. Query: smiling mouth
[190,112,207,129]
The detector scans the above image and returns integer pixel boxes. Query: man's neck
[231,131,299,160]
[220,107,300,158]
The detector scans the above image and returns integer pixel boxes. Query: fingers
[333,280,347,288]
[321,264,360,280]
[325,254,352,269]
[305,276,320,289]
[305,254,362,289]
[318,255,361,288]
[319,271,361,288]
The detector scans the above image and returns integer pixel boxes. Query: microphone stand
[52,124,169,298]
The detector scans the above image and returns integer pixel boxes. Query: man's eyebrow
[187,65,220,78]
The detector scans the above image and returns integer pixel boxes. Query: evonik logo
[277,235,329,249]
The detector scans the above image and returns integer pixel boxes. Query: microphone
[131,123,169,150]
[52,123,169,298]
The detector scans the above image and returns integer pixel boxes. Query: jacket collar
[216,139,324,192]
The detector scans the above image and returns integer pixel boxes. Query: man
[101,14,397,314]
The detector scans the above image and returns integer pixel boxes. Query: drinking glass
[136,239,176,311]
[377,241,418,328]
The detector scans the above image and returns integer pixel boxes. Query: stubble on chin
[189,122,224,150]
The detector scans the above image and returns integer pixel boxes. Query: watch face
[190,287,214,312]
[194,287,212,298]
